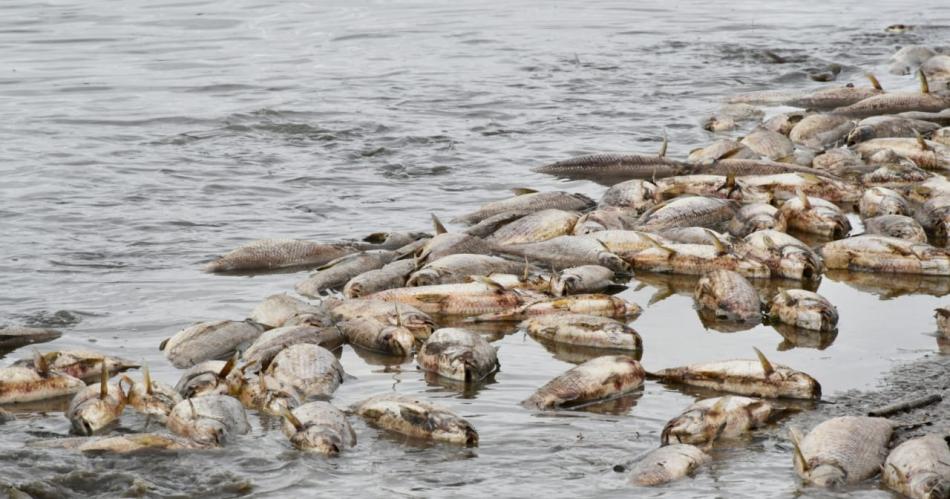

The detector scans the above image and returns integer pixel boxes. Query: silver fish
[0,326,61,353]
[339,317,415,357]
[788,114,855,150]
[620,238,771,278]
[122,366,181,425]
[521,313,641,352]
[687,139,757,164]
[659,227,736,246]
[280,401,356,456]
[859,186,908,218]
[161,320,264,369]
[763,112,807,136]
[241,325,344,367]
[531,154,688,184]
[486,209,580,245]
[635,196,738,232]
[353,393,478,446]
[295,250,396,298]
[736,230,822,281]
[818,235,950,275]
[417,328,498,382]
[343,259,417,298]
[736,172,861,203]
[571,207,638,234]
[452,190,595,225]
[248,293,326,329]
[174,359,234,399]
[694,270,761,323]
[265,344,344,402]
[367,281,537,317]
[778,193,851,238]
[599,180,658,213]
[66,363,126,435]
[417,232,493,263]
[790,416,894,488]
[846,115,940,145]
[833,80,950,117]
[551,265,616,296]
[494,235,631,272]
[204,239,356,273]
[522,355,644,409]
[462,209,537,238]
[474,294,642,322]
[741,128,796,161]
[854,137,950,170]
[628,444,711,486]
[0,364,85,405]
[863,215,928,243]
[661,395,773,446]
[407,254,525,287]
[881,434,950,499]
[329,299,435,341]
[768,290,838,331]
[167,395,250,446]
[727,203,787,237]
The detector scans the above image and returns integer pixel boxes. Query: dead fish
[687,139,758,164]
[339,317,415,357]
[265,344,344,402]
[936,127,950,146]
[407,254,525,287]
[485,209,580,245]
[0,353,85,404]
[658,227,735,246]
[66,363,126,435]
[702,115,738,132]
[280,401,356,456]
[0,326,61,352]
[417,328,499,382]
[779,193,851,238]
[655,175,742,201]
[571,207,638,234]
[628,444,711,486]
[599,180,658,213]
[522,355,644,409]
[772,323,838,351]
[475,294,642,322]
[862,161,931,188]
[812,147,866,175]
[619,237,771,278]
[122,365,181,424]
[919,195,950,241]
[462,209,537,238]
[295,250,396,298]
[451,189,595,225]
[818,235,950,275]
[889,46,937,75]
[881,434,950,499]
[854,137,950,170]
[343,259,417,298]
[241,325,344,367]
[248,293,326,329]
[494,235,631,272]
[651,349,821,399]
[367,280,536,317]
[859,186,908,218]
[763,112,807,136]
[661,395,773,446]
[635,196,738,232]
[174,359,234,399]
[863,215,928,243]
[788,114,855,150]
[790,416,893,488]
[13,350,139,383]
[522,313,641,352]
[417,229,493,264]
[834,71,950,117]
[727,203,788,237]
[551,265,617,296]
[167,395,250,446]
[77,433,202,453]
[355,231,430,250]
[204,239,357,273]
[161,320,264,369]
[846,115,941,145]
[531,153,688,184]
[768,290,838,331]
[586,230,672,254]
[737,172,861,203]
[694,270,762,323]
[353,393,478,446]
[329,299,435,341]
[922,54,950,79]
[737,230,822,281]
[906,175,950,204]
[741,128,796,161]
[726,79,882,109]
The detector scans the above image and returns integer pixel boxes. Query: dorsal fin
[431,214,447,235]
[159,338,169,351]
[704,229,727,255]
[658,135,668,158]
[143,364,153,395]
[33,349,49,377]
[796,189,811,210]
[753,347,775,376]
[218,354,237,378]
[866,73,883,91]
[762,234,777,249]
[709,396,730,415]
[511,188,538,196]
[393,303,403,328]
[641,234,676,255]
[919,69,930,94]
[99,359,109,400]
[523,255,530,282]
[472,275,504,290]
[789,428,809,472]
[282,407,304,432]
[915,130,930,151]
[188,398,197,418]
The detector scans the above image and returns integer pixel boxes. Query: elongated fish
[620,238,771,278]
[66,363,126,435]
[846,115,940,145]
[491,235,631,273]
[522,355,644,409]
[281,401,356,456]
[204,239,357,273]
[367,281,537,317]
[532,154,688,184]
[339,317,415,357]
[417,328,498,382]
[661,396,773,445]
[694,270,761,322]
[354,393,478,446]
[854,138,950,170]
[167,395,250,446]
[0,354,85,404]
[628,444,711,486]
[13,350,139,383]
[768,290,838,331]
[863,215,928,243]
[474,294,641,322]
[635,196,738,232]
[161,320,264,369]
[881,434,950,499]
[522,313,642,352]
[248,293,326,329]
[329,299,435,341]
[407,254,525,287]
[295,250,396,297]
[452,190,595,225]
[550,265,616,296]
[241,325,344,367]
[343,259,417,298]
[790,416,893,488]
[0,326,61,353]
[486,209,580,245]
[833,72,950,117]
[818,235,950,275]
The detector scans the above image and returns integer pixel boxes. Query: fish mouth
[464,427,479,447]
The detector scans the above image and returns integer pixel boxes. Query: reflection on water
[530,335,643,365]
[825,270,950,299]
[770,323,838,351]
[696,308,761,333]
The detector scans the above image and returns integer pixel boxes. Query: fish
[571,207,638,234]
[265,344,345,402]
[280,401,356,456]
[919,195,950,241]
[859,186,909,218]
[922,54,950,79]
[522,313,642,352]
[687,139,758,164]
[833,71,950,117]
[550,265,617,296]
[66,363,126,435]
[702,115,737,132]
[782,79,885,109]
[0,326,61,353]
[241,325,344,367]
[772,323,838,351]
[741,128,796,161]
[598,180,658,213]
[937,127,950,146]
[0,355,86,405]
[531,153,688,185]
[295,250,396,298]
[736,230,822,281]
[881,434,950,499]
[161,319,264,369]
[846,115,941,145]
[854,137,950,170]
[658,227,735,246]
[416,328,499,382]
[452,190,595,225]
[494,235,631,272]
[406,254,525,287]
[789,416,894,488]
[329,299,435,341]
[778,192,851,238]
[812,147,866,176]
[338,317,415,357]
[619,237,772,278]
[167,395,250,446]
[354,394,478,446]
[354,231,430,250]
[586,230,672,254]
[661,395,774,446]
[694,270,762,323]
[862,161,932,188]
[522,355,644,409]
[936,307,950,338]
[889,45,937,75]
[788,114,855,150]
[736,172,861,203]
[367,280,538,317]
[122,365,182,424]
[862,215,928,243]
[634,196,738,232]
[74,434,202,453]
[768,290,838,331]
[204,239,357,273]
[651,349,821,399]
[462,209,537,238]
[474,293,642,322]
[174,359,234,399]
[485,209,580,245]
[628,444,711,486]
[417,231,493,264]
[248,293,327,329]
[727,203,787,237]
[343,259,417,298]
[818,235,950,275]
[906,175,950,204]
[12,350,139,383]
[654,175,743,202]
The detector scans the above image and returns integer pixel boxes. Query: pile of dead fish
[2,41,950,496]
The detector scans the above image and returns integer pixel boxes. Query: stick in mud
[867,393,942,418]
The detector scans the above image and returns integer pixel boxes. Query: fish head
[344,282,364,298]
[551,274,577,297]
[783,371,822,399]
[379,326,416,357]
[597,252,631,273]
[192,419,229,447]
[71,399,120,435]
[660,409,705,445]
[179,373,227,399]
[807,464,846,488]
[779,247,822,282]
[289,427,344,456]
[430,412,479,447]
[845,126,873,146]
[406,269,439,287]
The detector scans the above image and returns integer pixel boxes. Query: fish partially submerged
[416,328,499,382]
[473,294,641,322]
[651,349,821,400]
[353,394,478,446]
[174,359,233,399]
[248,294,327,329]
[550,265,617,296]
[778,193,851,238]
[0,326,61,353]
[736,230,822,281]
[241,325,344,367]
[281,401,356,456]
[295,250,396,297]
[522,314,642,352]
[619,236,771,278]
[628,444,711,486]
[661,396,774,446]
[768,290,838,331]
[338,317,415,357]
[0,355,86,405]
[694,270,762,323]
[862,215,928,243]
[161,320,264,369]
[13,350,139,383]
[167,395,250,446]
[329,299,435,341]
[522,355,644,410]
[881,434,950,499]
[790,416,894,488]
[452,190,595,225]
[818,235,950,275]
[532,153,688,185]
[343,259,417,298]
[493,235,631,272]
[123,365,182,424]
[66,363,126,435]
[833,71,950,117]
[204,239,357,273]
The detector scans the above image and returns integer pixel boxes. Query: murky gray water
[2,0,950,497]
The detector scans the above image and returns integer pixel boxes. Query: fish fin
[99,359,109,400]
[710,396,730,415]
[282,407,305,432]
[33,349,49,377]
[471,275,505,291]
[762,234,777,249]
[796,189,811,210]
[218,353,238,378]
[641,234,676,255]
[143,364,153,395]
[789,428,809,473]
[648,287,674,306]
[523,255,530,282]
[658,134,668,158]
[704,229,728,255]
[188,398,197,418]
[602,284,629,295]
[866,73,883,91]
[919,69,930,94]
[886,462,906,484]
[159,338,169,351]
[753,347,775,377]
[915,130,930,151]
[431,214,448,235]
[511,188,538,196]
[393,303,403,328]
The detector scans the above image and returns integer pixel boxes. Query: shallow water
[1,0,949,497]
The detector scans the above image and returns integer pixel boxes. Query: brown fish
[818,235,950,275]
[531,153,688,184]
[66,363,126,435]
[204,239,356,273]
[343,259,417,298]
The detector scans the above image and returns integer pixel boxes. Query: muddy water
[1,0,949,497]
